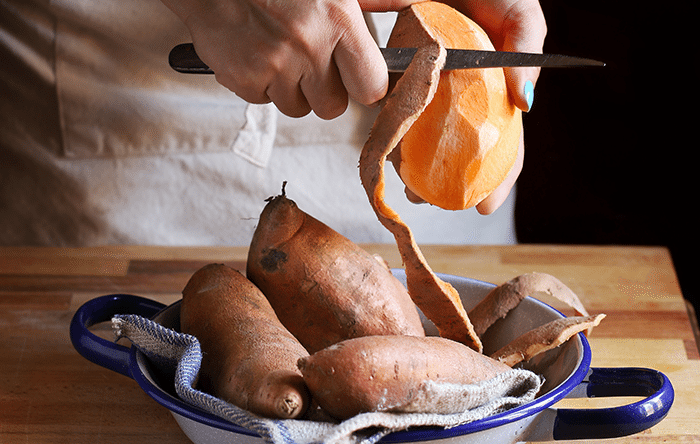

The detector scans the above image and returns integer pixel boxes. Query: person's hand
[160,0,390,119]
[162,0,545,213]
[460,0,545,214]
[442,0,547,113]
[474,131,524,214]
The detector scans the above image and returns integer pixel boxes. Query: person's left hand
[363,0,546,214]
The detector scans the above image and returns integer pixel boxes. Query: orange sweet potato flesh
[246,185,425,355]
[180,263,310,419]
[388,2,522,210]
[298,335,511,420]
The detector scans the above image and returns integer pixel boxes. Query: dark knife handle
[167,44,409,74]
[169,43,214,74]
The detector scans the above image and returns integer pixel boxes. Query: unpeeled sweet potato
[246,185,425,354]
[297,335,512,420]
[180,263,310,419]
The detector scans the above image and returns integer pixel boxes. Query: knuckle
[268,86,312,118]
[364,82,389,107]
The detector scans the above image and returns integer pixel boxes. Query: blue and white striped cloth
[112,314,541,444]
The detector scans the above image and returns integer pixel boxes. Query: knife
[168,43,604,74]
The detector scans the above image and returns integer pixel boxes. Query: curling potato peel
[358,42,482,352]
[358,2,526,352]
[469,272,591,338]
[491,314,606,367]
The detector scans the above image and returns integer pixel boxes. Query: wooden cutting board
[1,244,698,443]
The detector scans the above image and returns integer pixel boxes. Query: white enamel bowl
[71,270,673,443]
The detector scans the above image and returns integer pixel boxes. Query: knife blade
[168,43,604,74]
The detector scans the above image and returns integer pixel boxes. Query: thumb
[333,8,388,106]
[476,130,524,214]
[500,2,547,112]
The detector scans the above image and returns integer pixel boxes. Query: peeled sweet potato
[180,263,310,419]
[246,185,425,354]
[388,1,522,210]
[297,335,511,420]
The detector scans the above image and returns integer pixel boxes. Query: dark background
[515,1,696,315]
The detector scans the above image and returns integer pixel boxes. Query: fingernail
[524,80,535,112]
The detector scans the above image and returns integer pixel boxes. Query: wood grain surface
[1,244,698,443]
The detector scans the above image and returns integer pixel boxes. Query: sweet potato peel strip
[358,43,482,352]
[468,272,591,338]
[491,314,606,367]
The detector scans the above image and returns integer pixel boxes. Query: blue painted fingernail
[524,80,534,111]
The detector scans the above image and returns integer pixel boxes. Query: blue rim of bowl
[130,279,592,442]
[382,300,591,442]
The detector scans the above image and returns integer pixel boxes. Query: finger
[333,6,389,106]
[206,40,276,106]
[265,74,313,118]
[300,59,349,120]
[247,42,313,118]
[499,1,547,112]
[404,186,426,204]
[475,129,524,215]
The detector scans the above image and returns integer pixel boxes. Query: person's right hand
[161,0,390,119]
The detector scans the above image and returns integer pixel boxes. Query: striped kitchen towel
[112,314,542,444]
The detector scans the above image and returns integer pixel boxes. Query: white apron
[0,0,515,246]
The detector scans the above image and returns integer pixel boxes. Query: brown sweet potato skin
[357,42,482,352]
[297,335,511,420]
[180,263,310,419]
[246,191,425,354]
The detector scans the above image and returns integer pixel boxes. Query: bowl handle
[550,367,674,440]
[70,294,166,378]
